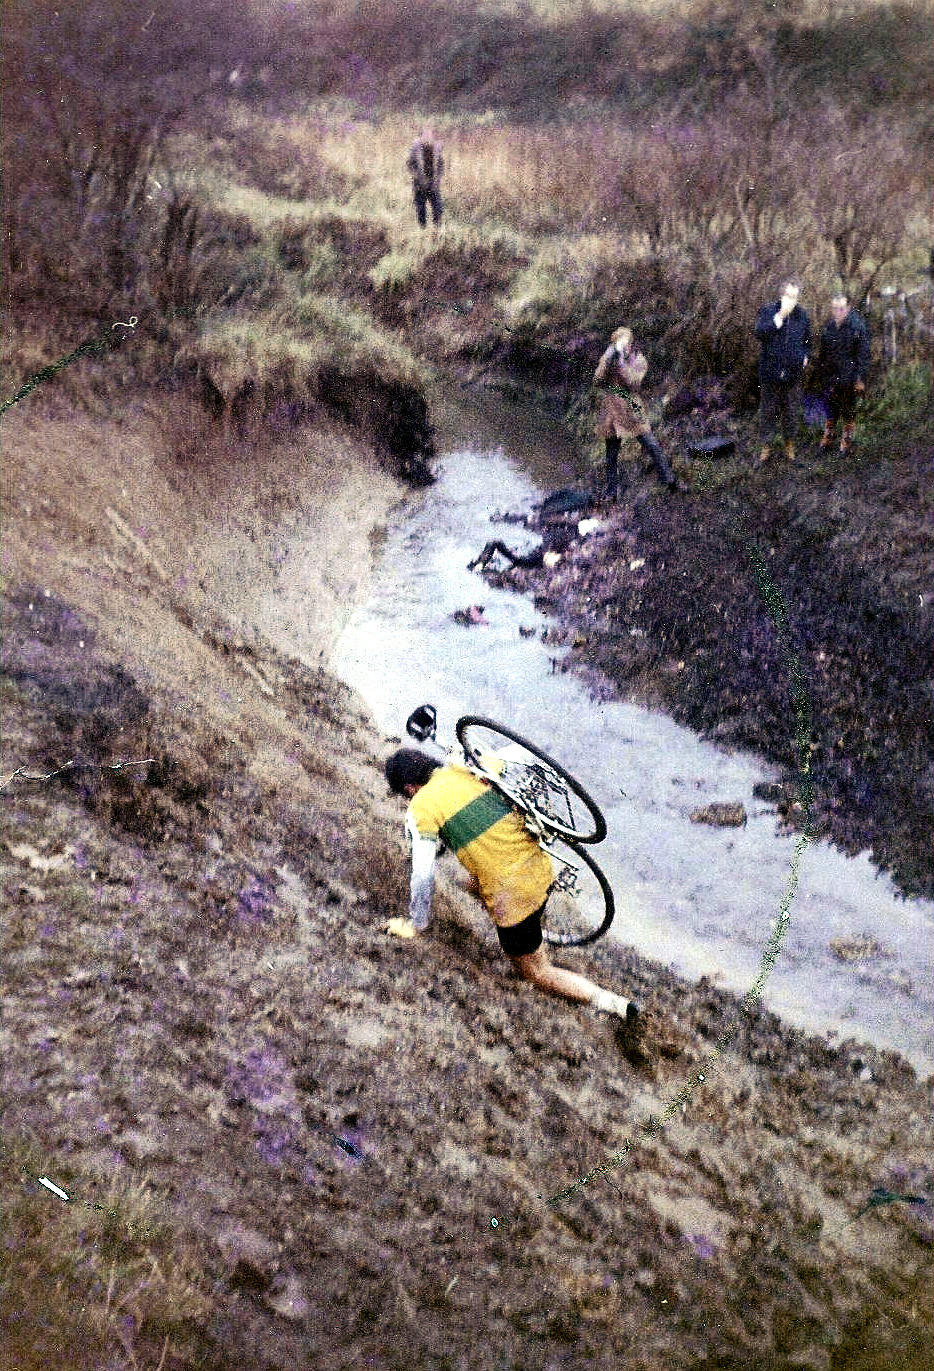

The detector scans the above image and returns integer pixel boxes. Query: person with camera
[754,281,812,463]
[592,326,682,498]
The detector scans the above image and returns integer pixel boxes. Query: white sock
[591,988,631,1018]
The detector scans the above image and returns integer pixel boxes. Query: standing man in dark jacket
[406,126,444,229]
[817,294,870,455]
[755,281,812,463]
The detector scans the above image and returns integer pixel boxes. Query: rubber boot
[638,433,679,490]
[605,437,623,500]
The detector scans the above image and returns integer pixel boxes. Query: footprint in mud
[612,1015,655,1073]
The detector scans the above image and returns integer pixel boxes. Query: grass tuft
[1,1132,211,1370]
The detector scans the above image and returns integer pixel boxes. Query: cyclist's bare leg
[510,946,632,1016]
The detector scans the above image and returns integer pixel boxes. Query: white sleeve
[405,809,438,931]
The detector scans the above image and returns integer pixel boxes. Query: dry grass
[1,1134,211,1371]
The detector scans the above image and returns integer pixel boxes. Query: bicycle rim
[455,716,607,844]
[540,837,615,947]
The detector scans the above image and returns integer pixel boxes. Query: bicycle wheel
[540,837,615,947]
[455,716,607,844]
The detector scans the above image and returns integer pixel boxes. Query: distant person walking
[755,281,812,463]
[406,127,444,229]
[817,293,870,455]
[593,326,681,498]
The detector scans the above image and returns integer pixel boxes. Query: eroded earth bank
[1,398,933,1371]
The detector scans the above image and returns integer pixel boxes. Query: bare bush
[2,1,269,318]
[800,106,923,296]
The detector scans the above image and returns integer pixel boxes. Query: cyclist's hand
[386,916,417,940]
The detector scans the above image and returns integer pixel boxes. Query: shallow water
[332,396,934,1076]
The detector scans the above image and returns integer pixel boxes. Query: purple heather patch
[226,1042,309,1176]
[238,874,275,925]
[687,1234,715,1260]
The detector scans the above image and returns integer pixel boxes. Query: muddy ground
[2,400,933,1370]
[482,399,934,903]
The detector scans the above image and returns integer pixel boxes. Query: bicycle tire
[455,715,607,844]
[540,836,615,947]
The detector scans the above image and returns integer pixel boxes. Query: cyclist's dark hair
[385,748,442,794]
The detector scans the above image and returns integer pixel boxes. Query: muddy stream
[331,391,934,1076]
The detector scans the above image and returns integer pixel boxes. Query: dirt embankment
[2,398,934,1371]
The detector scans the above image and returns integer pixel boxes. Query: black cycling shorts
[496,902,545,957]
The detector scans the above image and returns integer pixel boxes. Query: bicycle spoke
[540,838,614,947]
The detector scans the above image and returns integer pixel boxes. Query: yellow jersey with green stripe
[408,763,554,927]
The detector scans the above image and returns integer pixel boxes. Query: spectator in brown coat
[406,127,444,229]
[593,327,681,497]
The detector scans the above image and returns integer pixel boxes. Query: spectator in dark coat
[817,294,870,454]
[755,281,812,463]
[406,127,444,229]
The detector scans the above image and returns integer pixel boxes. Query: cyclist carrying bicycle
[384,747,640,1024]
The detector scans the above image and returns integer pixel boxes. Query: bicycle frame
[406,706,581,846]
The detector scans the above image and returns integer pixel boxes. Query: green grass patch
[862,362,932,432]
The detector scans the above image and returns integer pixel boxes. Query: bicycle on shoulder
[405,705,614,947]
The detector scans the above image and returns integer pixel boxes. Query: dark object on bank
[406,704,438,743]
[687,436,736,460]
[539,488,591,518]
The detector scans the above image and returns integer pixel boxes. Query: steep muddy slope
[1,406,932,1371]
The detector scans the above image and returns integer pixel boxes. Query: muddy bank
[483,410,934,903]
[1,402,933,1371]
[0,399,399,667]
[3,573,934,1371]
